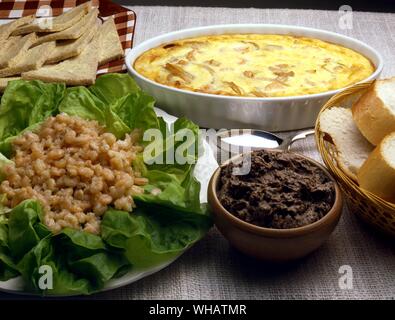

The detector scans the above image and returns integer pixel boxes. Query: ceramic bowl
[126,24,383,131]
[207,151,343,261]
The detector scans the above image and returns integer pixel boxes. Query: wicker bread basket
[315,81,395,237]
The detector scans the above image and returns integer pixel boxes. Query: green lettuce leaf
[90,73,159,135]
[102,208,210,268]
[16,237,93,295]
[0,222,19,281]
[136,115,205,214]
[58,87,105,123]
[67,252,129,289]
[89,73,140,105]
[0,80,65,141]
[0,122,43,158]
[111,92,159,134]
[16,237,56,293]
[55,228,130,290]
[135,169,204,213]
[0,251,19,281]
[141,117,202,176]
[5,200,130,294]
[8,200,43,260]
[58,87,130,139]
[0,153,12,181]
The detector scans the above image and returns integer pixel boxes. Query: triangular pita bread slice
[46,23,98,64]
[98,17,124,65]
[22,35,99,86]
[12,1,92,35]
[0,36,21,56]
[0,77,20,92]
[34,8,98,46]
[0,42,55,77]
[0,33,37,69]
[0,15,34,41]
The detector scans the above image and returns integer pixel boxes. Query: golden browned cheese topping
[134,34,375,97]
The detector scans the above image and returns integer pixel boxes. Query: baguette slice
[319,106,374,181]
[34,8,98,46]
[358,132,395,203]
[0,33,37,69]
[352,78,395,145]
[12,1,92,35]
[0,77,20,92]
[0,15,34,41]
[22,35,99,86]
[46,23,98,64]
[0,42,55,77]
[98,17,124,65]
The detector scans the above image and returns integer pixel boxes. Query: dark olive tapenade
[217,150,335,229]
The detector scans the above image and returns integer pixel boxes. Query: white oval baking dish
[126,24,383,131]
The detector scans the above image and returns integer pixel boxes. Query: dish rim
[125,23,383,102]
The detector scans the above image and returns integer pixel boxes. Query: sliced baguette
[0,33,37,69]
[358,132,395,203]
[0,42,55,77]
[0,77,20,92]
[12,1,92,35]
[98,17,124,65]
[22,34,99,86]
[34,8,98,46]
[46,23,98,64]
[352,78,395,145]
[319,106,374,181]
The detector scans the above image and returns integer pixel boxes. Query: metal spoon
[217,128,315,152]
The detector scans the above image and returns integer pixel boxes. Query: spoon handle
[285,129,316,151]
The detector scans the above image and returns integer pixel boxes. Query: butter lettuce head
[0,74,211,295]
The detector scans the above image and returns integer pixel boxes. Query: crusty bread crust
[352,78,395,145]
[358,132,395,203]
[319,106,373,182]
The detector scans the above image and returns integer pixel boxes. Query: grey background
[1,6,395,300]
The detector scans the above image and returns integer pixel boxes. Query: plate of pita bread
[0,0,134,91]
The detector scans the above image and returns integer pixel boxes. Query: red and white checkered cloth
[0,0,136,75]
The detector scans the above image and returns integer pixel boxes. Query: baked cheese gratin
[134,34,375,97]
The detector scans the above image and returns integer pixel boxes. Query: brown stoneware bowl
[208,151,343,262]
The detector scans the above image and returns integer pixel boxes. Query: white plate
[0,107,218,296]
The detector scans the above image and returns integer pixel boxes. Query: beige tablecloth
[1,6,395,300]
